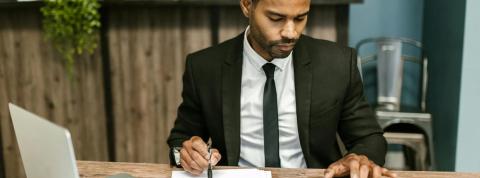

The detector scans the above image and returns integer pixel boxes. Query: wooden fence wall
[0,6,109,178]
[106,6,212,163]
[0,4,348,178]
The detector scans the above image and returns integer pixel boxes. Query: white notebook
[172,169,272,178]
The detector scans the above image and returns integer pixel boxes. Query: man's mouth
[275,44,295,52]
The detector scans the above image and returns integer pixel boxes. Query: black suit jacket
[167,33,387,168]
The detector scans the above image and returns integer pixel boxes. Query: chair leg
[384,132,429,170]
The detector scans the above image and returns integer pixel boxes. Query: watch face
[173,147,182,166]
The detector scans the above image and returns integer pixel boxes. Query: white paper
[172,169,272,178]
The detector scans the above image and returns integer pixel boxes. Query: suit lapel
[222,34,244,165]
[293,36,313,166]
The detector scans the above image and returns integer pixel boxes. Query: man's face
[241,0,310,60]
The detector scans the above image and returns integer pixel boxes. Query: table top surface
[77,161,480,178]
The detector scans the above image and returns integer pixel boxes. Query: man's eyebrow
[296,11,309,17]
[266,10,310,18]
[266,10,287,17]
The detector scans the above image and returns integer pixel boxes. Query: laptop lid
[8,103,80,178]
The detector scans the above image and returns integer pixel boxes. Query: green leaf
[41,0,101,79]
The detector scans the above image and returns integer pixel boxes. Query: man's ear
[240,0,253,18]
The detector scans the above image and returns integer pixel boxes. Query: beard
[248,24,299,59]
[266,38,298,58]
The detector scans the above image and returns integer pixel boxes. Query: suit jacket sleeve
[338,48,387,165]
[167,54,209,150]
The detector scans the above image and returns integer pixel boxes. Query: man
[167,0,396,177]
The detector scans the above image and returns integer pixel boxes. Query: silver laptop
[8,103,80,178]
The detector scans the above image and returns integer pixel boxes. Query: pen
[207,144,212,178]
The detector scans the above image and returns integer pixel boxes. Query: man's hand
[324,153,397,178]
[180,136,221,175]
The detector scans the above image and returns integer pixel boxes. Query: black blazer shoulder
[296,35,356,64]
[187,34,243,66]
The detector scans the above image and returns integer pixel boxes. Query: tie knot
[262,63,276,78]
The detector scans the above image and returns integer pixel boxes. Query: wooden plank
[76,161,480,178]
[218,7,248,43]
[108,6,167,163]
[335,5,349,46]
[304,6,338,42]
[0,7,109,178]
[0,8,25,178]
[107,5,211,164]
[0,12,6,176]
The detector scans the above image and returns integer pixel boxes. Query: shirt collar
[243,26,292,72]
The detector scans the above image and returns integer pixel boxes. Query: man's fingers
[180,158,201,175]
[372,165,382,178]
[358,156,371,167]
[189,149,209,169]
[359,164,369,178]
[323,167,336,178]
[190,137,209,159]
[180,148,203,172]
[325,160,350,177]
[382,168,398,178]
[349,159,360,178]
[328,154,396,178]
[180,158,191,173]
[358,157,372,178]
[211,149,222,165]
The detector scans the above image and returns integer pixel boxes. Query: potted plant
[41,0,101,79]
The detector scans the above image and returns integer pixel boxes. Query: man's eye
[295,17,306,21]
[269,17,283,22]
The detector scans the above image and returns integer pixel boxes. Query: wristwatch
[172,147,182,167]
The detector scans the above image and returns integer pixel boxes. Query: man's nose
[280,21,297,40]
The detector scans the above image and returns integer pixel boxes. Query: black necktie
[262,63,280,167]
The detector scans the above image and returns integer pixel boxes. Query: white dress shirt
[238,27,307,168]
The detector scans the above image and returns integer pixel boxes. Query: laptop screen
[9,103,80,178]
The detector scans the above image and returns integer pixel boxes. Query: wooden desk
[77,161,480,178]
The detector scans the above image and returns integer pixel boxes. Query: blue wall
[423,0,466,171]
[349,0,424,46]
[349,0,425,111]
[455,0,480,172]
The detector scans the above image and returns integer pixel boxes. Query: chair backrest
[356,37,428,112]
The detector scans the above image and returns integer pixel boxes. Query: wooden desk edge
[77,160,480,178]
